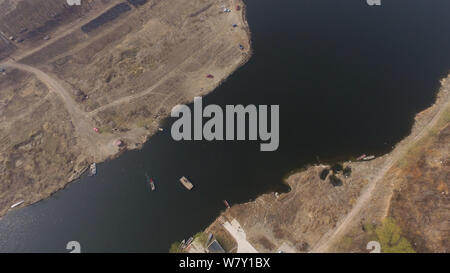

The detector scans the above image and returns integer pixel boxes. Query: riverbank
[0,0,252,218]
[2,0,450,253]
[203,73,450,253]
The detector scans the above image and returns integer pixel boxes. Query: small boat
[145,173,155,191]
[10,200,24,209]
[185,237,194,247]
[223,200,230,209]
[89,163,97,176]
[179,176,194,190]
[150,179,156,191]
[363,155,376,161]
[356,154,367,161]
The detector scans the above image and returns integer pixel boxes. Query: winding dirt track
[311,96,450,253]
[4,61,94,129]
[0,1,126,157]
[2,60,114,158]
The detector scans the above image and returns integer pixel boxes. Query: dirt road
[3,60,115,159]
[223,219,258,253]
[0,0,126,160]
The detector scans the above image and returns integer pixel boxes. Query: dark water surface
[1,0,449,252]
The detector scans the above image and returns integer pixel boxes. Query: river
[0,0,449,252]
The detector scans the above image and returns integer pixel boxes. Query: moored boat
[150,178,156,191]
[89,163,97,176]
[363,155,376,161]
[10,200,24,209]
[185,237,194,247]
[356,154,367,161]
[145,173,156,191]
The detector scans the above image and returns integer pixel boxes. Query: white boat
[180,239,186,249]
[10,200,24,209]
[185,237,194,247]
[89,163,97,176]
[363,155,376,161]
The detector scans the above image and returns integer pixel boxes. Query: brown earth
[0,0,251,216]
[205,74,450,253]
[0,69,87,212]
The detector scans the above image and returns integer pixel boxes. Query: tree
[375,218,415,253]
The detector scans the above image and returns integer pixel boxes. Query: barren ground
[0,0,251,216]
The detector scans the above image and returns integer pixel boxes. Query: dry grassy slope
[0,70,86,216]
[332,108,449,253]
[223,160,384,252]
[386,121,449,252]
[329,77,450,253]
[0,0,250,216]
[19,0,250,126]
[211,75,450,253]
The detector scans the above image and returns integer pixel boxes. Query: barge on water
[179,176,194,190]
